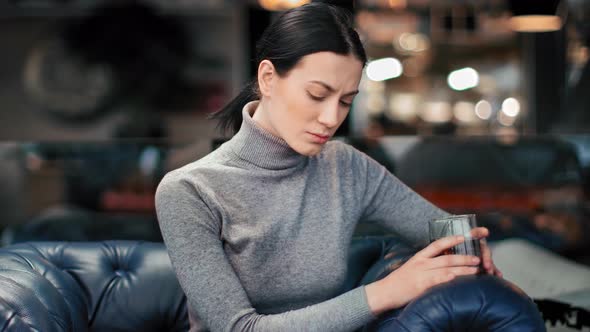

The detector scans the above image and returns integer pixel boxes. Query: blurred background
[1,1,590,328]
[0,0,589,282]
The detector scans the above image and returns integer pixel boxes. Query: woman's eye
[308,92,351,107]
[308,93,325,101]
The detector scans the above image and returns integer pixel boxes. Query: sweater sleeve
[155,173,376,332]
[352,147,451,247]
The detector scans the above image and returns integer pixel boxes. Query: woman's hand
[365,235,481,315]
[471,227,503,277]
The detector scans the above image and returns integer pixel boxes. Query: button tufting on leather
[114,270,127,277]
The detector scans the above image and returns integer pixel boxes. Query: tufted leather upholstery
[358,238,546,331]
[366,275,546,332]
[0,241,187,332]
[0,238,545,332]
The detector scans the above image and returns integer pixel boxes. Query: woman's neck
[251,99,281,139]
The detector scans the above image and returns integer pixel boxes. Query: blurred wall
[0,18,129,141]
[0,7,246,144]
[0,8,247,228]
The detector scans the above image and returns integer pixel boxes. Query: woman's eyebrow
[309,80,358,97]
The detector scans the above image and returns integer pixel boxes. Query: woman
[155,3,501,331]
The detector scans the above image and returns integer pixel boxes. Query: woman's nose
[317,103,340,128]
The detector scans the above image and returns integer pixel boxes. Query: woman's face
[253,52,363,156]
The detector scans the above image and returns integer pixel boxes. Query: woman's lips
[308,132,330,144]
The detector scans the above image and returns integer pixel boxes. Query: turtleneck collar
[225,101,307,170]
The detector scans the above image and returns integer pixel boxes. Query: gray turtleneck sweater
[155,101,449,332]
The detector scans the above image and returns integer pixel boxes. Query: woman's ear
[257,60,275,97]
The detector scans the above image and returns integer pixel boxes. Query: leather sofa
[0,236,545,332]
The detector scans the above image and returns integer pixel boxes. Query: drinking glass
[429,214,483,269]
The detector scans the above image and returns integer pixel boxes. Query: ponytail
[211,80,258,135]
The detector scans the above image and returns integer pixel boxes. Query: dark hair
[212,2,367,134]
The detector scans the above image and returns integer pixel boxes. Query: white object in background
[491,239,590,300]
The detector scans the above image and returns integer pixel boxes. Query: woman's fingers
[428,254,480,270]
[429,266,479,286]
[480,239,494,274]
[416,235,465,259]
[469,227,489,240]
[418,227,489,260]
[480,239,503,278]
[445,266,479,277]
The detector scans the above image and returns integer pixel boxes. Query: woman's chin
[293,142,324,156]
